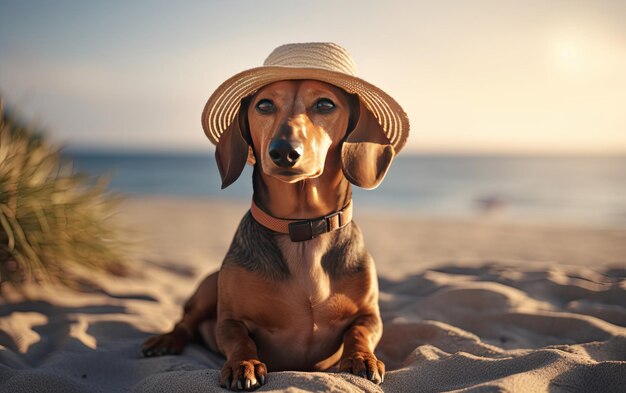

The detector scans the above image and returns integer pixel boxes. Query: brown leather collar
[250,199,353,242]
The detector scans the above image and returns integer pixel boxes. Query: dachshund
[142,79,396,391]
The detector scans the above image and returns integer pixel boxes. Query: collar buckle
[287,210,344,242]
[325,210,343,231]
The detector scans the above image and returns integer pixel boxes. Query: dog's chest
[242,236,357,368]
[248,236,359,352]
[277,236,332,304]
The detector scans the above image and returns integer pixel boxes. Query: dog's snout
[268,139,303,168]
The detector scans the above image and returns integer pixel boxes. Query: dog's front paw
[340,351,385,384]
[141,326,190,357]
[220,359,267,391]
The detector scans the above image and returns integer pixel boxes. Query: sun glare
[559,47,576,62]
[549,26,619,81]
[553,40,583,77]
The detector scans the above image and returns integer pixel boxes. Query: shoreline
[119,196,626,277]
[120,194,626,230]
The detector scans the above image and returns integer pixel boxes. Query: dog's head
[215,80,395,189]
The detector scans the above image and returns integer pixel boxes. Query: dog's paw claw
[340,352,385,384]
[220,359,266,391]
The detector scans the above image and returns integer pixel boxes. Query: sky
[1,0,625,154]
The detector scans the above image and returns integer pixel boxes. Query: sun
[552,40,584,77]
[559,48,576,62]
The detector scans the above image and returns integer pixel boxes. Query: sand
[1,197,625,392]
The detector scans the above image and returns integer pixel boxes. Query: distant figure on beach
[475,195,506,215]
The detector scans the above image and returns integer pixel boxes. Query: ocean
[64,151,626,229]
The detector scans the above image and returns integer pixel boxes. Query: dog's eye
[255,99,275,114]
[315,98,336,113]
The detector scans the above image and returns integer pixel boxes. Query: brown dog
[142,43,409,391]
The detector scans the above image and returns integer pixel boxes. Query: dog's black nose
[268,139,303,168]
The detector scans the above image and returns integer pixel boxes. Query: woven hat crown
[263,43,358,76]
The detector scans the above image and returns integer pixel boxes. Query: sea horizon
[62,149,626,229]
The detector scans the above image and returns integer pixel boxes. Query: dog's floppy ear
[215,98,250,189]
[341,100,395,189]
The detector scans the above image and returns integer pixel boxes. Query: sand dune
[1,198,625,392]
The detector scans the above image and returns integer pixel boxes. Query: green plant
[0,99,127,287]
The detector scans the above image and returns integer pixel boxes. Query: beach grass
[0,99,128,288]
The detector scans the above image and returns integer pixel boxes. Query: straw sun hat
[201,42,410,153]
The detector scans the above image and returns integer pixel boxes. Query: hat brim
[201,66,409,152]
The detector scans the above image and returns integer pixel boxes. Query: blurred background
[2,0,625,228]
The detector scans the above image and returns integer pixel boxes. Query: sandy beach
[1,197,625,392]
